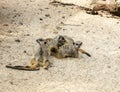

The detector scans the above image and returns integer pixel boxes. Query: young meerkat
[55,35,91,57]
[50,41,89,59]
[6,38,51,71]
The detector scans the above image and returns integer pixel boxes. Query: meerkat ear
[36,38,43,43]
[77,42,83,48]
[58,36,66,44]
[79,42,83,46]
[73,42,75,45]
[36,39,39,43]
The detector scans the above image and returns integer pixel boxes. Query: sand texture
[0,0,120,92]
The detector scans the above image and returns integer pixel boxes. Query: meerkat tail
[6,65,40,71]
[79,49,91,57]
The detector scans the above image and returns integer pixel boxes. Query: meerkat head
[73,41,83,48]
[56,35,66,47]
[36,38,47,45]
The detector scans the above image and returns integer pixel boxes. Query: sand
[0,0,120,92]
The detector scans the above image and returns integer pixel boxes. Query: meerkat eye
[44,41,47,44]
[76,43,78,45]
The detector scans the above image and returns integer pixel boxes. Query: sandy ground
[0,0,120,92]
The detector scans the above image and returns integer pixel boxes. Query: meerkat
[50,41,90,59]
[53,35,91,57]
[6,38,51,71]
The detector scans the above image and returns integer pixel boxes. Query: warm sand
[0,0,120,92]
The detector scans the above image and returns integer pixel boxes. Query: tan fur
[46,35,91,58]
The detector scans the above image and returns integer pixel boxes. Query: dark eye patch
[38,38,44,41]
[36,38,43,42]
[76,43,79,45]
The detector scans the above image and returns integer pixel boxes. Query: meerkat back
[58,41,82,58]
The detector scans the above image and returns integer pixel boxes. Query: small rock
[96,47,99,49]
[86,30,90,33]
[63,29,66,31]
[13,15,17,18]
[81,22,84,24]
[26,34,30,36]
[0,62,3,65]
[26,4,29,6]
[39,8,43,11]
[53,31,58,34]
[19,22,23,25]
[62,16,65,19]
[45,14,51,18]
[9,81,14,85]
[60,22,64,24]
[2,6,7,9]
[45,7,49,9]
[117,22,119,24]
[107,66,111,68]
[58,11,61,13]
[24,34,30,36]
[39,18,43,21]
[15,39,21,42]
[13,10,16,12]
[23,50,27,53]
[56,26,62,30]
[3,24,9,26]
[8,30,12,33]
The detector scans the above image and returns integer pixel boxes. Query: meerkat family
[6,35,91,71]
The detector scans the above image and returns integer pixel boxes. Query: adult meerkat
[55,35,91,57]
[51,41,91,59]
[6,39,51,71]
